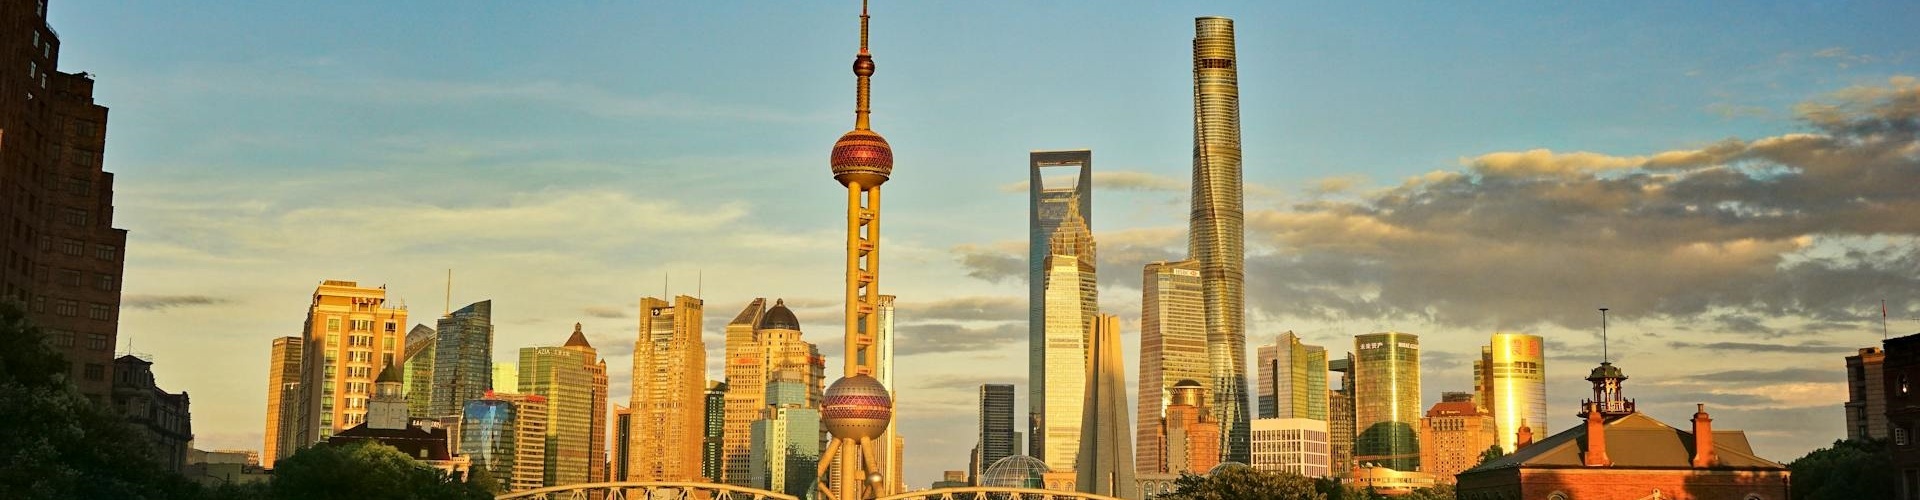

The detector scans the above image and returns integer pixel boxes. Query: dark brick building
[1882,333,1920,499]
[1,0,129,402]
[112,355,193,473]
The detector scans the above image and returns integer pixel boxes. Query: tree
[270,440,493,500]
[1312,477,1384,500]
[1475,444,1505,466]
[1789,438,1895,500]
[1160,467,1326,500]
[1401,483,1456,500]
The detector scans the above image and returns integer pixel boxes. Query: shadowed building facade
[431,300,493,417]
[629,295,706,481]
[519,323,608,487]
[1191,16,1251,463]
[1329,355,1356,477]
[462,392,549,492]
[113,355,193,473]
[1137,259,1208,475]
[976,384,1019,483]
[1847,347,1889,441]
[1076,314,1137,498]
[263,336,302,468]
[1353,332,1420,472]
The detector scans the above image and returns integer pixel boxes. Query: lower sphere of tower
[821,375,892,440]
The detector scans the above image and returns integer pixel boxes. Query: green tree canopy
[270,440,492,500]
[1476,444,1505,467]
[1789,438,1895,500]
[1159,467,1326,500]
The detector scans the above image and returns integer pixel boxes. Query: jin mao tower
[1190,16,1251,463]
[818,1,896,498]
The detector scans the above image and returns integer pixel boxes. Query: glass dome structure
[1208,461,1250,476]
[981,455,1051,489]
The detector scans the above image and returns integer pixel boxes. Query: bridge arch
[493,481,799,500]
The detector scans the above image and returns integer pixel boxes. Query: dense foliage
[1158,467,1325,500]
[1788,438,1895,500]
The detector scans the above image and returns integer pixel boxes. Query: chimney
[1692,403,1718,468]
[1584,403,1612,467]
[1516,419,1533,449]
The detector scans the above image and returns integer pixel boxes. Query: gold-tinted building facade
[294,280,409,446]
[1418,396,1496,483]
[263,336,302,468]
[1038,199,1096,470]
[722,299,826,485]
[1353,332,1420,471]
[1477,333,1545,453]
[1136,259,1207,475]
[629,295,705,481]
[1191,16,1251,462]
[1257,331,1328,421]
[520,323,608,487]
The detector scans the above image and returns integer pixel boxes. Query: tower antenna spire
[1600,307,1610,363]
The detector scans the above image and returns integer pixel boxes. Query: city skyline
[44,0,1920,489]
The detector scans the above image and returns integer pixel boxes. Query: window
[59,239,83,256]
[88,303,112,321]
[87,333,108,350]
[28,61,36,79]
[32,296,46,313]
[68,176,89,195]
[95,274,114,291]
[54,300,79,317]
[59,269,81,286]
[49,329,74,347]
[83,363,104,381]
[385,321,396,333]
[351,319,373,331]
[93,244,116,261]
[326,318,341,332]
[1898,426,1910,446]
[1903,375,1911,395]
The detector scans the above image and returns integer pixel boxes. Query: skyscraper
[703,381,728,482]
[520,323,608,487]
[1418,393,1496,483]
[264,336,303,468]
[1037,199,1096,470]
[875,295,904,490]
[822,2,898,496]
[0,0,128,403]
[431,300,493,417]
[1136,259,1208,475]
[612,404,631,481]
[1353,332,1421,472]
[1029,150,1094,460]
[630,295,706,482]
[1190,16,1251,463]
[1257,331,1328,421]
[1328,355,1355,477]
[751,406,823,497]
[1477,333,1545,453]
[295,280,409,446]
[723,299,826,486]
[401,324,435,418]
[462,392,549,493]
[976,384,1018,483]
[1250,418,1330,478]
[1076,314,1137,498]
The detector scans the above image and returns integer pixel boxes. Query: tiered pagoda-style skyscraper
[817,1,896,498]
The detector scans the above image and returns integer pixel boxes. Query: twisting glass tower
[817,2,895,499]
[1191,16,1250,463]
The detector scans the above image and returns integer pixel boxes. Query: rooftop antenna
[664,272,669,300]
[1599,307,1610,363]
[698,270,703,298]
[444,269,453,316]
[1885,299,1891,341]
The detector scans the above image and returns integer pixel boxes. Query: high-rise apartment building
[1475,333,1545,453]
[264,336,303,468]
[520,323,608,487]
[1353,332,1421,472]
[431,300,493,417]
[1136,259,1208,474]
[977,384,1018,482]
[1142,380,1220,475]
[1418,393,1496,483]
[294,280,409,446]
[1035,199,1096,470]
[721,299,825,486]
[1257,332,1328,420]
[630,295,706,482]
[1250,418,1330,478]
[462,392,549,492]
[401,324,435,418]
[1848,347,1890,441]
[1190,16,1251,463]
[1076,314,1137,498]
[1028,150,1094,464]
[703,381,728,481]
[0,0,129,404]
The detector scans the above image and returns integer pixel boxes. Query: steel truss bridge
[494,482,1126,500]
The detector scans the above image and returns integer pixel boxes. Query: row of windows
[38,236,118,260]
[31,297,115,321]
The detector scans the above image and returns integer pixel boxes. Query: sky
[47,0,1920,488]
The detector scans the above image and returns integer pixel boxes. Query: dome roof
[831,129,893,188]
[759,299,801,331]
[981,455,1050,489]
[1208,462,1250,476]
[375,365,404,385]
[1173,379,1205,388]
[1587,361,1627,381]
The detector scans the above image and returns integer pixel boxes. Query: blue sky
[52,0,1920,487]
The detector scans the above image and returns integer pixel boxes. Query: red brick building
[1456,362,1790,500]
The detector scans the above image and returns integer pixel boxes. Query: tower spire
[852,0,875,131]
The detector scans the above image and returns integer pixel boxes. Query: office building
[431,300,493,417]
[1256,331,1327,420]
[1142,380,1220,475]
[630,295,706,481]
[750,406,823,498]
[264,336,302,468]
[1136,259,1208,475]
[1329,355,1355,477]
[1035,198,1096,470]
[1418,394,1496,483]
[1353,332,1420,471]
[977,384,1018,482]
[612,405,631,481]
[1250,418,1330,478]
[1190,16,1251,463]
[113,355,193,473]
[520,323,608,487]
[1029,150,1094,461]
[875,294,904,490]
[462,392,549,492]
[1475,333,1546,453]
[722,299,825,485]
[1076,314,1137,498]
[703,381,727,481]
[0,0,129,404]
[401,324,434,418]
[294,280,409,446]
[1848,347,1889,440]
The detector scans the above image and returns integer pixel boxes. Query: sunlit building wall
[721,299,823,485]
[461,393,548,492]
[1417,394,1496,483]
[1190,16,1251,463]
[520,323,608,487]
[1251,418,1330,478]
[1136,259,1208,475]
[1037,198,1096,470]
[263,336,302,469]
[629,295,706,482]
[295,280,409,446]
[1482,333,1546,453]
[1256,331,1327,421]
[1353,332,1420,471]
[402,324,435,418]
[1028,149,1093,460]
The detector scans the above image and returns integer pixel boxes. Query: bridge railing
[494,481,800,500]
[875,487,1126,500]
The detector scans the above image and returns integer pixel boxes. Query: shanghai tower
[1190,16,1250,463]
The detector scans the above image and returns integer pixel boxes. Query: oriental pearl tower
[816,1,895,499]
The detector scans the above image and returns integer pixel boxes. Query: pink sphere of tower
[822,375,892,440]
